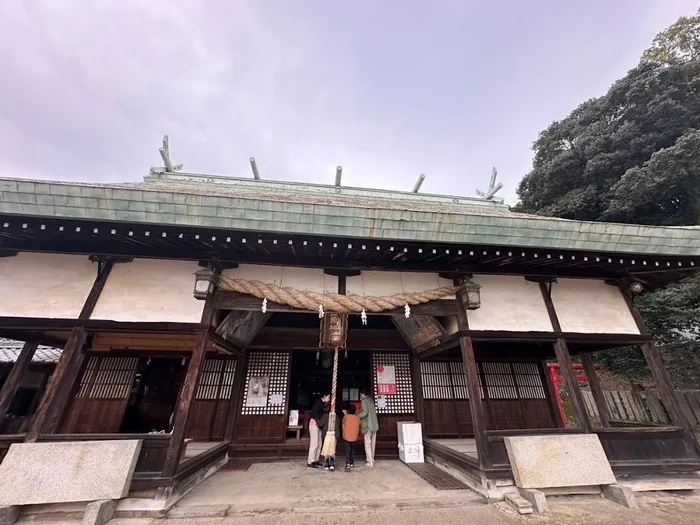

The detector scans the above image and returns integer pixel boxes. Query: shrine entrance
[289,349,372,440]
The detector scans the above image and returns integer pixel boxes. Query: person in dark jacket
[307,394,330,468]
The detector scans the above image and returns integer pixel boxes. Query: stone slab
[0,506,19,525]
[82,500,117,525]
[603,484,638,509]
[503,434,615,489]
[518,488,548,515]
[0,440,142,506]
[504,493,533,515]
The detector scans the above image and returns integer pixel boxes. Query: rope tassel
[321,347,339,458]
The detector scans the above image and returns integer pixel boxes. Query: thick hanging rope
[218,276,456,313]
[321,347,340,458]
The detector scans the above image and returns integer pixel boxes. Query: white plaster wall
[551,279,640,334]
[0,253,96,318]
[90,259,204,323]
[346,271,453,297]
[466,275,554,332]
[223,264,338,293]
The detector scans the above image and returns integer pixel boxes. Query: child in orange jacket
[342,403,361,472]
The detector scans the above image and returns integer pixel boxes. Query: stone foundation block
[518,488,549,515]
[0,506,19,525]
[602,484,638,509]
[83,500,117,525]
[504,493,533,515]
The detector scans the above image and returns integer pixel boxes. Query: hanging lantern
[193,266,218,300]
[458,278,482,309]
[319,312,348,349]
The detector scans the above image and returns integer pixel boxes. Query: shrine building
[1,157,700,499]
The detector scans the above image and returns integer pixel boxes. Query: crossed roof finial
[476,167,503,203]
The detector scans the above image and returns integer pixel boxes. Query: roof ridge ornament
[476,167,504,203]
[149,135,183,174]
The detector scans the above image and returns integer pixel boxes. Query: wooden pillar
[454,283,491,469]
[25,328,87,441]
[24,259,114,441]
[642,342,692,431]
[224,351,249,442]
[163,293,217,476]
[410,354,425,431]
[618,282,693,431]
[580,352,610,428]
[0,341,39,424]
[539,281,593,432]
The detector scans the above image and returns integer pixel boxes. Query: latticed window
[195,358,237,400]
[77,356,139,399]
[421,361,545,401]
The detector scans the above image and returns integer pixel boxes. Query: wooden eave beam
[208,330,244,357]
[414,334,460,360]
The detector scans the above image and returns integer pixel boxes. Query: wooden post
[25,327,87,441]
[641,342,692,431]
[24,259,114,441]
[619,282,693,432]
[539,281,593,432]
[224,351,249,442]
[454,282,491,469]
[553,340,593,432]
[580,352,610,428]
[0,341,39,423]
[410,354,425,432]
[163,295,217,476]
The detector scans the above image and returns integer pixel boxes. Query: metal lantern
[193,267,217,300]
[320,312,348,349]
[629,281,644,294]
[458,279,482,309]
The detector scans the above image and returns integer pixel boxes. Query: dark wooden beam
[454,280,491,469]
[224,351,249,442]
[215,310,272,351]
[580,353,610,428]
[25,327,87,441]
[539,281,593,432]
[641,342,692,432]
[79,260,114,319]
[410,354,425,433]
[553,339,593,432]
[208,331,244,357]
[25,259,114,441]
[414,335,460,360]
[0,341,38,422]
[163,289,218,476]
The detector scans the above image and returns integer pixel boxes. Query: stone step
[504,493,534,515]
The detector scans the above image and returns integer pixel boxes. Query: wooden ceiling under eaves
[1,214,698,288]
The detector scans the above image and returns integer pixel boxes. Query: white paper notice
[269,394,284,406]
[376,395,387,409]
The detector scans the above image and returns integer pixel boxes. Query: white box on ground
[398,443,424,464]
[396,422,423,445]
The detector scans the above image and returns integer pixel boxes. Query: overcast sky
[0,1,697,204]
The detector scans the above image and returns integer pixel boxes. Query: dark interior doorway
[120,357,186,433]
[289,350,371,436]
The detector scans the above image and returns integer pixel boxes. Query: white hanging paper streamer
[404,303,411,318]
[261,297,268,313]
[344,349,348,359]
[318,304,325,318]
[361,308,368,325]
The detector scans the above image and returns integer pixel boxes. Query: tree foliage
[515,10,700,386]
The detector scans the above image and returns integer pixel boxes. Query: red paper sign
[376,365,397,395]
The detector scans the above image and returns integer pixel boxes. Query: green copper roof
[1,174,700,257]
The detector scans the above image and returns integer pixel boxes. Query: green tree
[515,10,700,385]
